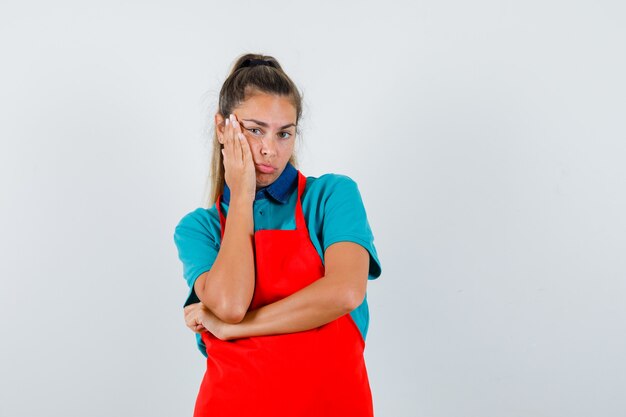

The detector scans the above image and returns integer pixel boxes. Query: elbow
[213,302,247,324]
[196,271,250,324]
[343,286,367,312]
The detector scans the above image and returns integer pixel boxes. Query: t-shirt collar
[222,161,298,205]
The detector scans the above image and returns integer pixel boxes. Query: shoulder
[301,172,369,226]
[173,206,221,247]
[303,172,361,200]
[305,172,358,186]
[303,172,382,279]
[175,206,218,229]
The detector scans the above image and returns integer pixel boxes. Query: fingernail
[225,118,229,126]
[238,133,245,140]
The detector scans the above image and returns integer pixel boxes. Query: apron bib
[193,170,373,417]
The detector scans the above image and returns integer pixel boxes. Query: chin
[257,172,277,181]
[256,177,274,189]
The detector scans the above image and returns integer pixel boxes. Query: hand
[183,302,208,334]
[219,113,256,203]
[183,302,229,340]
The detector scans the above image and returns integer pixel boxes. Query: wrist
[220,311,254,340]
[230,194,254,208]
[220,322,236,341]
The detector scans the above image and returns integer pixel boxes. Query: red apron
[193,170,374,417]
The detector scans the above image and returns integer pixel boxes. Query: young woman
[173,53,382,417]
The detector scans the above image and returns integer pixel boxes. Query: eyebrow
[241,119,296,129]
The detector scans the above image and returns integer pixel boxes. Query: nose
[259,136,277,157]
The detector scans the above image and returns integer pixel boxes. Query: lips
[256,163,276,174]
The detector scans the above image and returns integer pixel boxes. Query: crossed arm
[185,240,370,341]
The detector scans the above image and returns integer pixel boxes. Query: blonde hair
[205,53,304,207]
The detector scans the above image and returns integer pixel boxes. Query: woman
[173,53,382,417]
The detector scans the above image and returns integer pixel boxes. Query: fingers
[183,304,210,334]
[232,122,243,163]
[220,113,255,200]
[188,320,206,334]
[222,114,246,163]
[223,117,233,163]
[229,114,246,163]
[239,132,252,163]
[184,302,206,333]
[228,114,252,165]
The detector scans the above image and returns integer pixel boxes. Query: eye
[279,132,292,139]
[247,128,262,135]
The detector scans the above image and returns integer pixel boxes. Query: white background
[1,1,625,416]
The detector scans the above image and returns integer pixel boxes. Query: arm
[193,114,257,324]
[194,196,255,324]
[215,241,370,340]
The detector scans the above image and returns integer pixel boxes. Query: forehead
[234,92,297,127]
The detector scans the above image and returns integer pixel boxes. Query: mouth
[255,163,276,174]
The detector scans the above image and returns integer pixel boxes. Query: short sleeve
[173,208,221,307]
[321,175,382,280]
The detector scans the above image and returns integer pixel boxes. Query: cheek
[285,143,295,158]
[278,139,294,153]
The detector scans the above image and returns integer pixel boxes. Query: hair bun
[240,58,275,69]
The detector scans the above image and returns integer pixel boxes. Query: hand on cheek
[220,113,257,201]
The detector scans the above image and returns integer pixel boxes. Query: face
[216,92,297,191]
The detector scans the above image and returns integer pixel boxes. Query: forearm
[196,196,255,321]
[221,275,356,340]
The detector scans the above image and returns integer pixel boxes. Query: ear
[215,113,225,144]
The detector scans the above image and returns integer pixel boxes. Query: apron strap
[216,194,226,239]
[294,171,306,231]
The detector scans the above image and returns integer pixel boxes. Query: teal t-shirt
[173,166,382,357]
